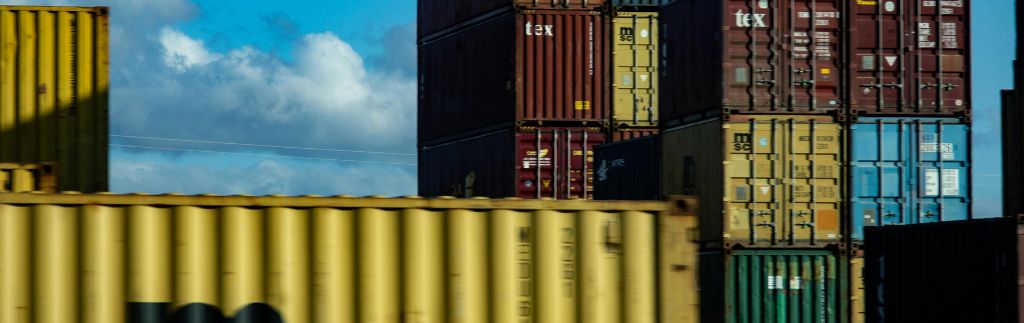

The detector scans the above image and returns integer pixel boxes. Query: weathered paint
[848,0,971,116]
[0,193,700,323]
[701,249,849,323]
[848,117,971,240]
[612,12,658,128]
[0,6,109,192]
[662,115,843,247]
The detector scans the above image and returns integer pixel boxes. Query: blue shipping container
[849,117,972,241]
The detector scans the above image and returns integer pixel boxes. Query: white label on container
[790,277,802,290]
[920,143,955,160]
[640,29,649,38]
[924,169,960,196]
[768,276,784,289]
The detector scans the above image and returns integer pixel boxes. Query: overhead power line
[111,144,417,167]
[111,134,416,156]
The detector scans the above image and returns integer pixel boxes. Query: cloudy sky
[0,0,1012,216]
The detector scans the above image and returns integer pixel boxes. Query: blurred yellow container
[0,6,108,192]
[0,193,700,323]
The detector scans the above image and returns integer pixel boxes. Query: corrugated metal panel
[658,0,844,126]
[848,0,971,116]
[0,6,108,193]
[850,256,864,323]
[0,193,700,323]
[609,127,658,142]
[848,117,971,241]
[418,10,609,144]
[701,249,848,323]
[612,12,658,128]
[662,116,843,247]
[1004,89,1023,216]
[865,218,1019,323]
[419,127,605,199]
[611,0,676,7]
[417,0,607,40]
[0,163,56,193]
[594,135,660,200]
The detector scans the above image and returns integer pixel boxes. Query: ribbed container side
[609,127,658,142]
[418,10,609,144]
[662,115,844,247]
[865,218,1020,323]
[418,0,607,40]
[594,135,659,200]
[700,249,849,323]
[0,6,109,192]
[419,127,605,199]
[848,117,971,241]
[611,12,658,128]
[1004,89,1023,216]
[848,0,971,117]
[0,193,700,323]
[0,163,57,193]
[850,256,864,323]
[658,0,845,126]
[611,0,676,7]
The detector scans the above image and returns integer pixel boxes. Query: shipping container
[418,0,606,40]
[0,6,108,192]
[700,249,849,323]
[658,0,845,126]
[419,127,605,199]
[662,115,844,247]
[0,193,701,323]
[865,217,1022,323]
[0,163,56,193]
[611,0,676,8]
[609,127,658,142]
[612,12,658,128]
[848,117,971,240]
[419,10,609,144]
[594,135,660,200]
[850,256,864,323]
[848,0,971,117]
[1004,89,1023,216]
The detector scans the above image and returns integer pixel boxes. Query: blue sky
[0,0,1012,216]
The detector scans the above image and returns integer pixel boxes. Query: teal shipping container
[849,117,972,241]
[700,249,849,323]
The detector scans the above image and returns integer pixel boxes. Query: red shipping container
[419,10,609,145]
[848,0,970,117]
[418,0,606,40]
[419,127,605,199]
[659,0,846,126]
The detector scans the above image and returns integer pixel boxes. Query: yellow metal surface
[851,256,865,323]
[0,163,57,193]
[612,12,658,127]
[0,6,109,193]
[0,193,698,322]
[663,116,843,246]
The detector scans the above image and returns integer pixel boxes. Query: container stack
[606,1,666,142]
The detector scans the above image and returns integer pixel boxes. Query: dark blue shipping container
[593,135,660,200]
[849,117,972,241]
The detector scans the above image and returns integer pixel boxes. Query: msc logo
[525,21,554,37]
[733,133,753,151]
[734,10,768,28]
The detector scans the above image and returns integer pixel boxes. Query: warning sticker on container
[920,143,955,160]
[924,169,960,196]
[856,0,877,5]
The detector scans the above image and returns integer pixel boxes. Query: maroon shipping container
[419,10,609,145]
[417,0,606,40]
[849,0,970,117]
[659,0,846,126]
[608,128,658,142]
[419,127,605,199]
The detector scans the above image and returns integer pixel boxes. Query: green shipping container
[700,249,849,323]
[611,12,658,128]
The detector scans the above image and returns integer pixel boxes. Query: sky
[0,0,1012,216]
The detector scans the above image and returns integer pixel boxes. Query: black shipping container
[865,218,1024,323]
[593,135,660,200]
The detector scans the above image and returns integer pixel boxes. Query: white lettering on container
[734,10,767,28]
[924,169,960,196]
[525,21,554,37]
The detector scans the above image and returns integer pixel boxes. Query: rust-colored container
[419,10,609,145]
[865,217,1023,323]
[658,0,845,126]
[848,0,971,117]
[418,0,606,40]
[419,127,605,199]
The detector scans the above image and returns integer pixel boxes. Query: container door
[783,0,844,112]
[785,119,842,244]
[563,129,603,199]
[518,129,602,199]
[723,0,781,111]
[911,121,970,222]
[725,250,843,323]
[909,0,968,113]
[724,120,784,244]
[612,12,658,127]
[850,120,914,240]
[849,0,909,112]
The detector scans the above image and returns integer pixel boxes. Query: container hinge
[755,80,776,85]
[793,79,815,87]
[795,222,816,228]
[883,212,896,218]
[794,68,811,74]
[756,222,777,228]
[754,68,775,73]
[923,211,938,217]
[862,82,902,89]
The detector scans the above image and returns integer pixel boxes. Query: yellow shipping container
[611,12,657,128]
[0,6,109,192]
[851,256,865,323]
[0,163,56,193]
[661,115,843,247]
[0,193,700,323]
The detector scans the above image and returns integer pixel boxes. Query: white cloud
[159,28,220,73]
